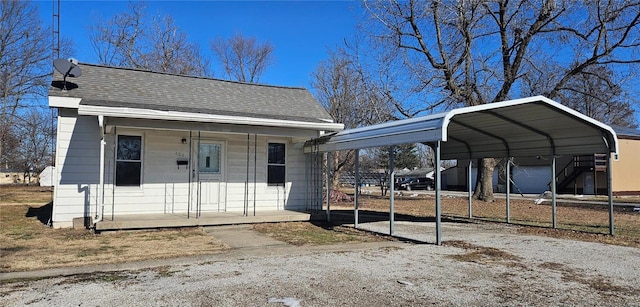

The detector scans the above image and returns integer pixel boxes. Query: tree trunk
[473,158,496,202]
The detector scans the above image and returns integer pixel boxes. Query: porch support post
[435,141,442,245]
[607,153,614,235]
[326,152,331,222]
[245,133,249,216]
[389,146,395,236]
[468,160,472,218]
[187,130,191,219]
[551,152,557,229]
[506,157,511,223]
[254,134,257,216]
[354,149,360,228]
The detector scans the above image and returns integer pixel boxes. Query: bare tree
[555,66,637,128]
[11,107,54,180]
[210,33,274,83]
[0,0,51,170]
[311,48,393,186]
[89,1,209,76]
[362,0,640,201]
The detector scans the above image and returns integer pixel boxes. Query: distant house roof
[611,125,640,140]
[48,63,342,130]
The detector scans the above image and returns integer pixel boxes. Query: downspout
[94,115,105,226]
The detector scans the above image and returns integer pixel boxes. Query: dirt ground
[2,184,640,273]
[340,189,640,247]
[2,221,639,306]
[0,186,384,272]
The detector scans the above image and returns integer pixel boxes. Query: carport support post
[390,146,395,236]
[468,160,472,218]
[551,153,557,229]
[506,157,511,223]
[354,150,360,228]
[607,153,614,235]
[326,152,332,222]
[435,141,442,245]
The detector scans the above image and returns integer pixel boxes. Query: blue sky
[35,1,640,125]
[37,0,361,88]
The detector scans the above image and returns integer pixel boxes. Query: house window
[268,143,285,186]
[116,135,142,186]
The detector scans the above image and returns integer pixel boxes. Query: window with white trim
[116,135,142,186]
[267,143,285,186]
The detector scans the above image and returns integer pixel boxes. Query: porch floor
[96,210,319,231]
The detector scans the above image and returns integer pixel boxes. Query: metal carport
[305,96,619,245]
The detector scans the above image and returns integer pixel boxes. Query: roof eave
[77,104,344,131]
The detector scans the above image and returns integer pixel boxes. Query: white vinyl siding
[52,109,101,228]
[52,117,310,227]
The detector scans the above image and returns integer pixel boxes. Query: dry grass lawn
[334,189,640,248]
[0,186,228,273]
[2,185,639,273]
[253,221,388,246]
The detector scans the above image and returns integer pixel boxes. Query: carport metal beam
[481,110,560,225]
[607,153,614,235]
[506,157,511,223]
[326,153,331,223]
[435,141,442,245]
[449,136,473,218]
[389,146,395,236]
[354,150,360,228]
[468,161,473,218]
[552,152,557,228]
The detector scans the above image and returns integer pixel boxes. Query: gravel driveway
[2,222,639,306]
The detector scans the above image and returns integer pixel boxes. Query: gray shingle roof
[49,63,334,123]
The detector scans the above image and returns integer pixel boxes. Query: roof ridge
[76,62,309,91]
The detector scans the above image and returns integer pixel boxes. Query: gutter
[78,105,344,132]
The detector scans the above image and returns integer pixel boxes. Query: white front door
[191,141,225,215]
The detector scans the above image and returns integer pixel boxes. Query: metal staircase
[551,154,607,194]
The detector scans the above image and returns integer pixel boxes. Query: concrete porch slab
[96,210,320,231]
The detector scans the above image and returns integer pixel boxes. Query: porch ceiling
[306,96,618,159]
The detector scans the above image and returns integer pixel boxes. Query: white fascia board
[49,96,81,109]
[440,96,619,154]
[78,105,344,131]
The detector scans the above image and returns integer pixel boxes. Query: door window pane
[199,143,220,173]
[117,135,141,160]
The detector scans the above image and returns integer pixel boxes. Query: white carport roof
[313,96,620,245]
[307,96,618,159]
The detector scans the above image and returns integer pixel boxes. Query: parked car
[396,177,434,190]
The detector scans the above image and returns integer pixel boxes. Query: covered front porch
[95,210,319,231]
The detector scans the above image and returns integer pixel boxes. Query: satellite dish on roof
[53,58,82,90]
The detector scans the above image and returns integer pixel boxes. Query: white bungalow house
[49,63,343,228]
